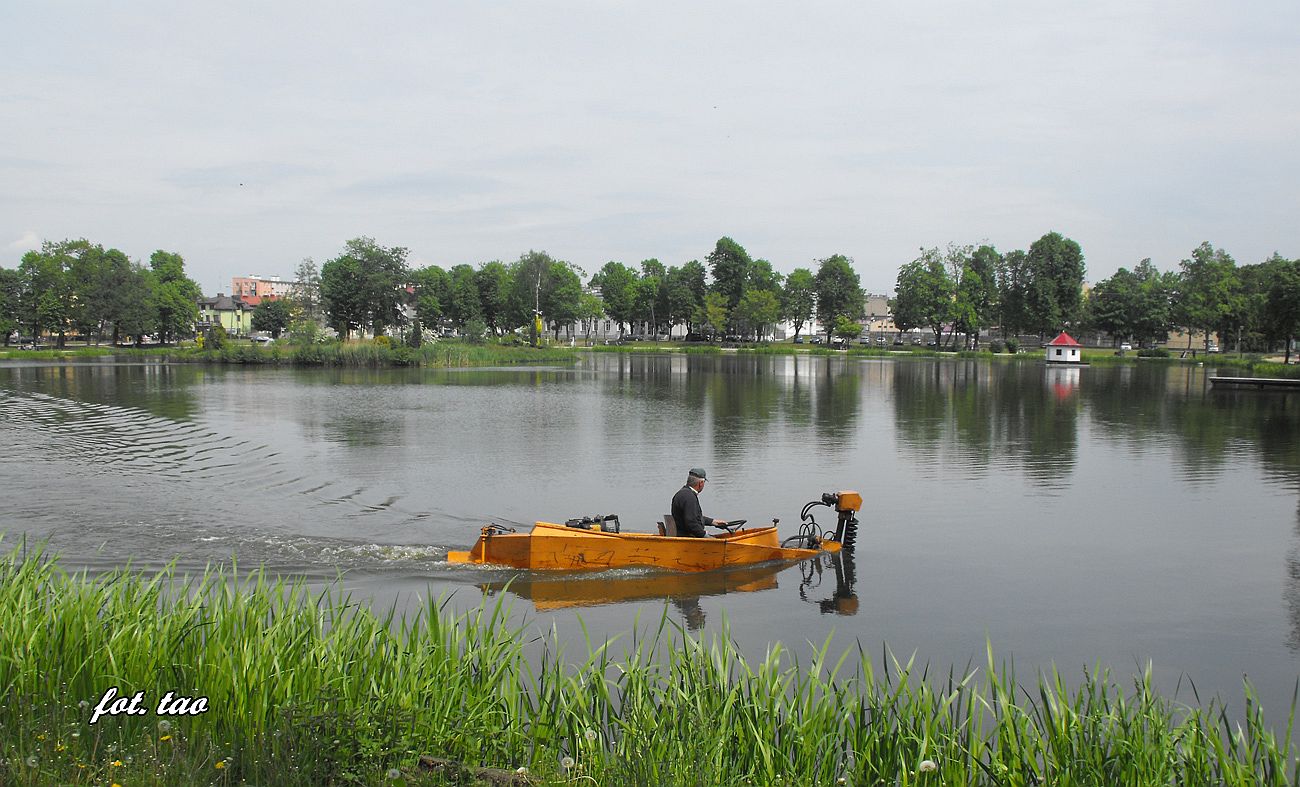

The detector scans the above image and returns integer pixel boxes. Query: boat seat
[662,514,679,537]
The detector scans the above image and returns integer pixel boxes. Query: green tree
[252,299,292,338]
[781,267,816,340]
[665,261,706,334]
[832,315,862,344]
[412,265,449,332]
[319,237,410,339]
[707,237,753,311]
[1024,232,1086,334]
[997,249,1031,337]
[0,267,20,346]
[475,261,513,335]
[320,254,368,339]
[1173,241,1237,352]
[446,265,482,330]
[591,261,637,336]
[148,250,201,345]
[288,258,322,320]
[19,240,83,347]
[700,291,729,339]
[954,245,999,348]
[814,254,864,326]
[1265,258,1300,363]
[543,262,583,339]
[507,251,584,341]
[733,289,781,341]
[577,290,605,344]
[116,265,157,344]
[633,275,662,336]
[892,249,953,347]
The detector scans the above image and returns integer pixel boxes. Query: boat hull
[448,521,819,572]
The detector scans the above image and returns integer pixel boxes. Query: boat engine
[782,491,862,551]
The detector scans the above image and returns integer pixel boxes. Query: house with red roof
[1045,331,1082,364]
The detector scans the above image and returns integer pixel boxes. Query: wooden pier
[1208,376,1300,390]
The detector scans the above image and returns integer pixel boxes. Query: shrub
[1138,347,1171,358]
[1005,338,1020,353]
[989,340,1005,354]
[372,335,392,347]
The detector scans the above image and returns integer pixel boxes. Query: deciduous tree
[781,267,816,340]
[814,254,863,325]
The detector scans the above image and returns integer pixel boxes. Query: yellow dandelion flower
[111,760,123,767]
[55,743,66,752]
[113,783,122,787]
[160,735,172,741]
[215,760,226,770]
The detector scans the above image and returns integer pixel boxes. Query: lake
[2,353,1298,720]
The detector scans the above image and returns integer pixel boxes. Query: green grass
[0,346,183,361]
[189,341,578,368]
[2,544,1297,786]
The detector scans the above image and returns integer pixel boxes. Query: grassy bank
[1,546,1294,786]
[191,341,578,368]
[0,341,579,368]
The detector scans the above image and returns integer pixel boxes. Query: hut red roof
[1047,331,1080,347]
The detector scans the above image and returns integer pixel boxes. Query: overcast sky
[3,1,1297,296]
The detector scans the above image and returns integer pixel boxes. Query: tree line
[891,232,1300,362]
[0,239,202,347]
[314,235,865,343]
[0,235,867,347]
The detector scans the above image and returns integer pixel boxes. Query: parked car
[875,336,887,345]
[912,337,922,345]
[793,335,804,344]
[858,335,871,345]
[893,338,904,346]
[1119,342,1132,351]
[810,336,822,345]
[1208,342,1220,353]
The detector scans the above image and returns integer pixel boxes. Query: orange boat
[447,491,862,573]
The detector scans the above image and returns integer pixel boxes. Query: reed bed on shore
[1,545,1296,786]
[190,341,578,368]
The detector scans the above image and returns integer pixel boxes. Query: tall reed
[2,544,1295,786]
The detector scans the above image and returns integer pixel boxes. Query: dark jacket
[670,484,712,538]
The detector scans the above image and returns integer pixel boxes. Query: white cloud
[7,231,40,252]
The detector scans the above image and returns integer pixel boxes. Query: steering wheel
[713,518,747,533]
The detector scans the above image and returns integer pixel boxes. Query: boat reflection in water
[480,561,797,630]
[479,550,860,630]
[798,550,860,616]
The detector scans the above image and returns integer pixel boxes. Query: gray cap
[689,467,707,480]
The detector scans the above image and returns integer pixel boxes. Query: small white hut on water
[1045,331,1083,364]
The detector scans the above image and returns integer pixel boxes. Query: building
[1045,331,1082,364]
[232,275,294,305]
[197,294,254,337]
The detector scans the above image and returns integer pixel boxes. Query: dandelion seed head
[386,767,401,779]
[516,766,529,774]
[78,700,90,710]
[919,759,938,773]
[25,755,39,768]
[585,728,598,741]
[158,719,172,732]
[560,755,575,770]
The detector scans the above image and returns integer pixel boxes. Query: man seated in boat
[670,467,728,537]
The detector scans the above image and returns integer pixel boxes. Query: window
[1055,349,1062,356]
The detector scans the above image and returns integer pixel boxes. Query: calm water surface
[2,353,1298,717]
